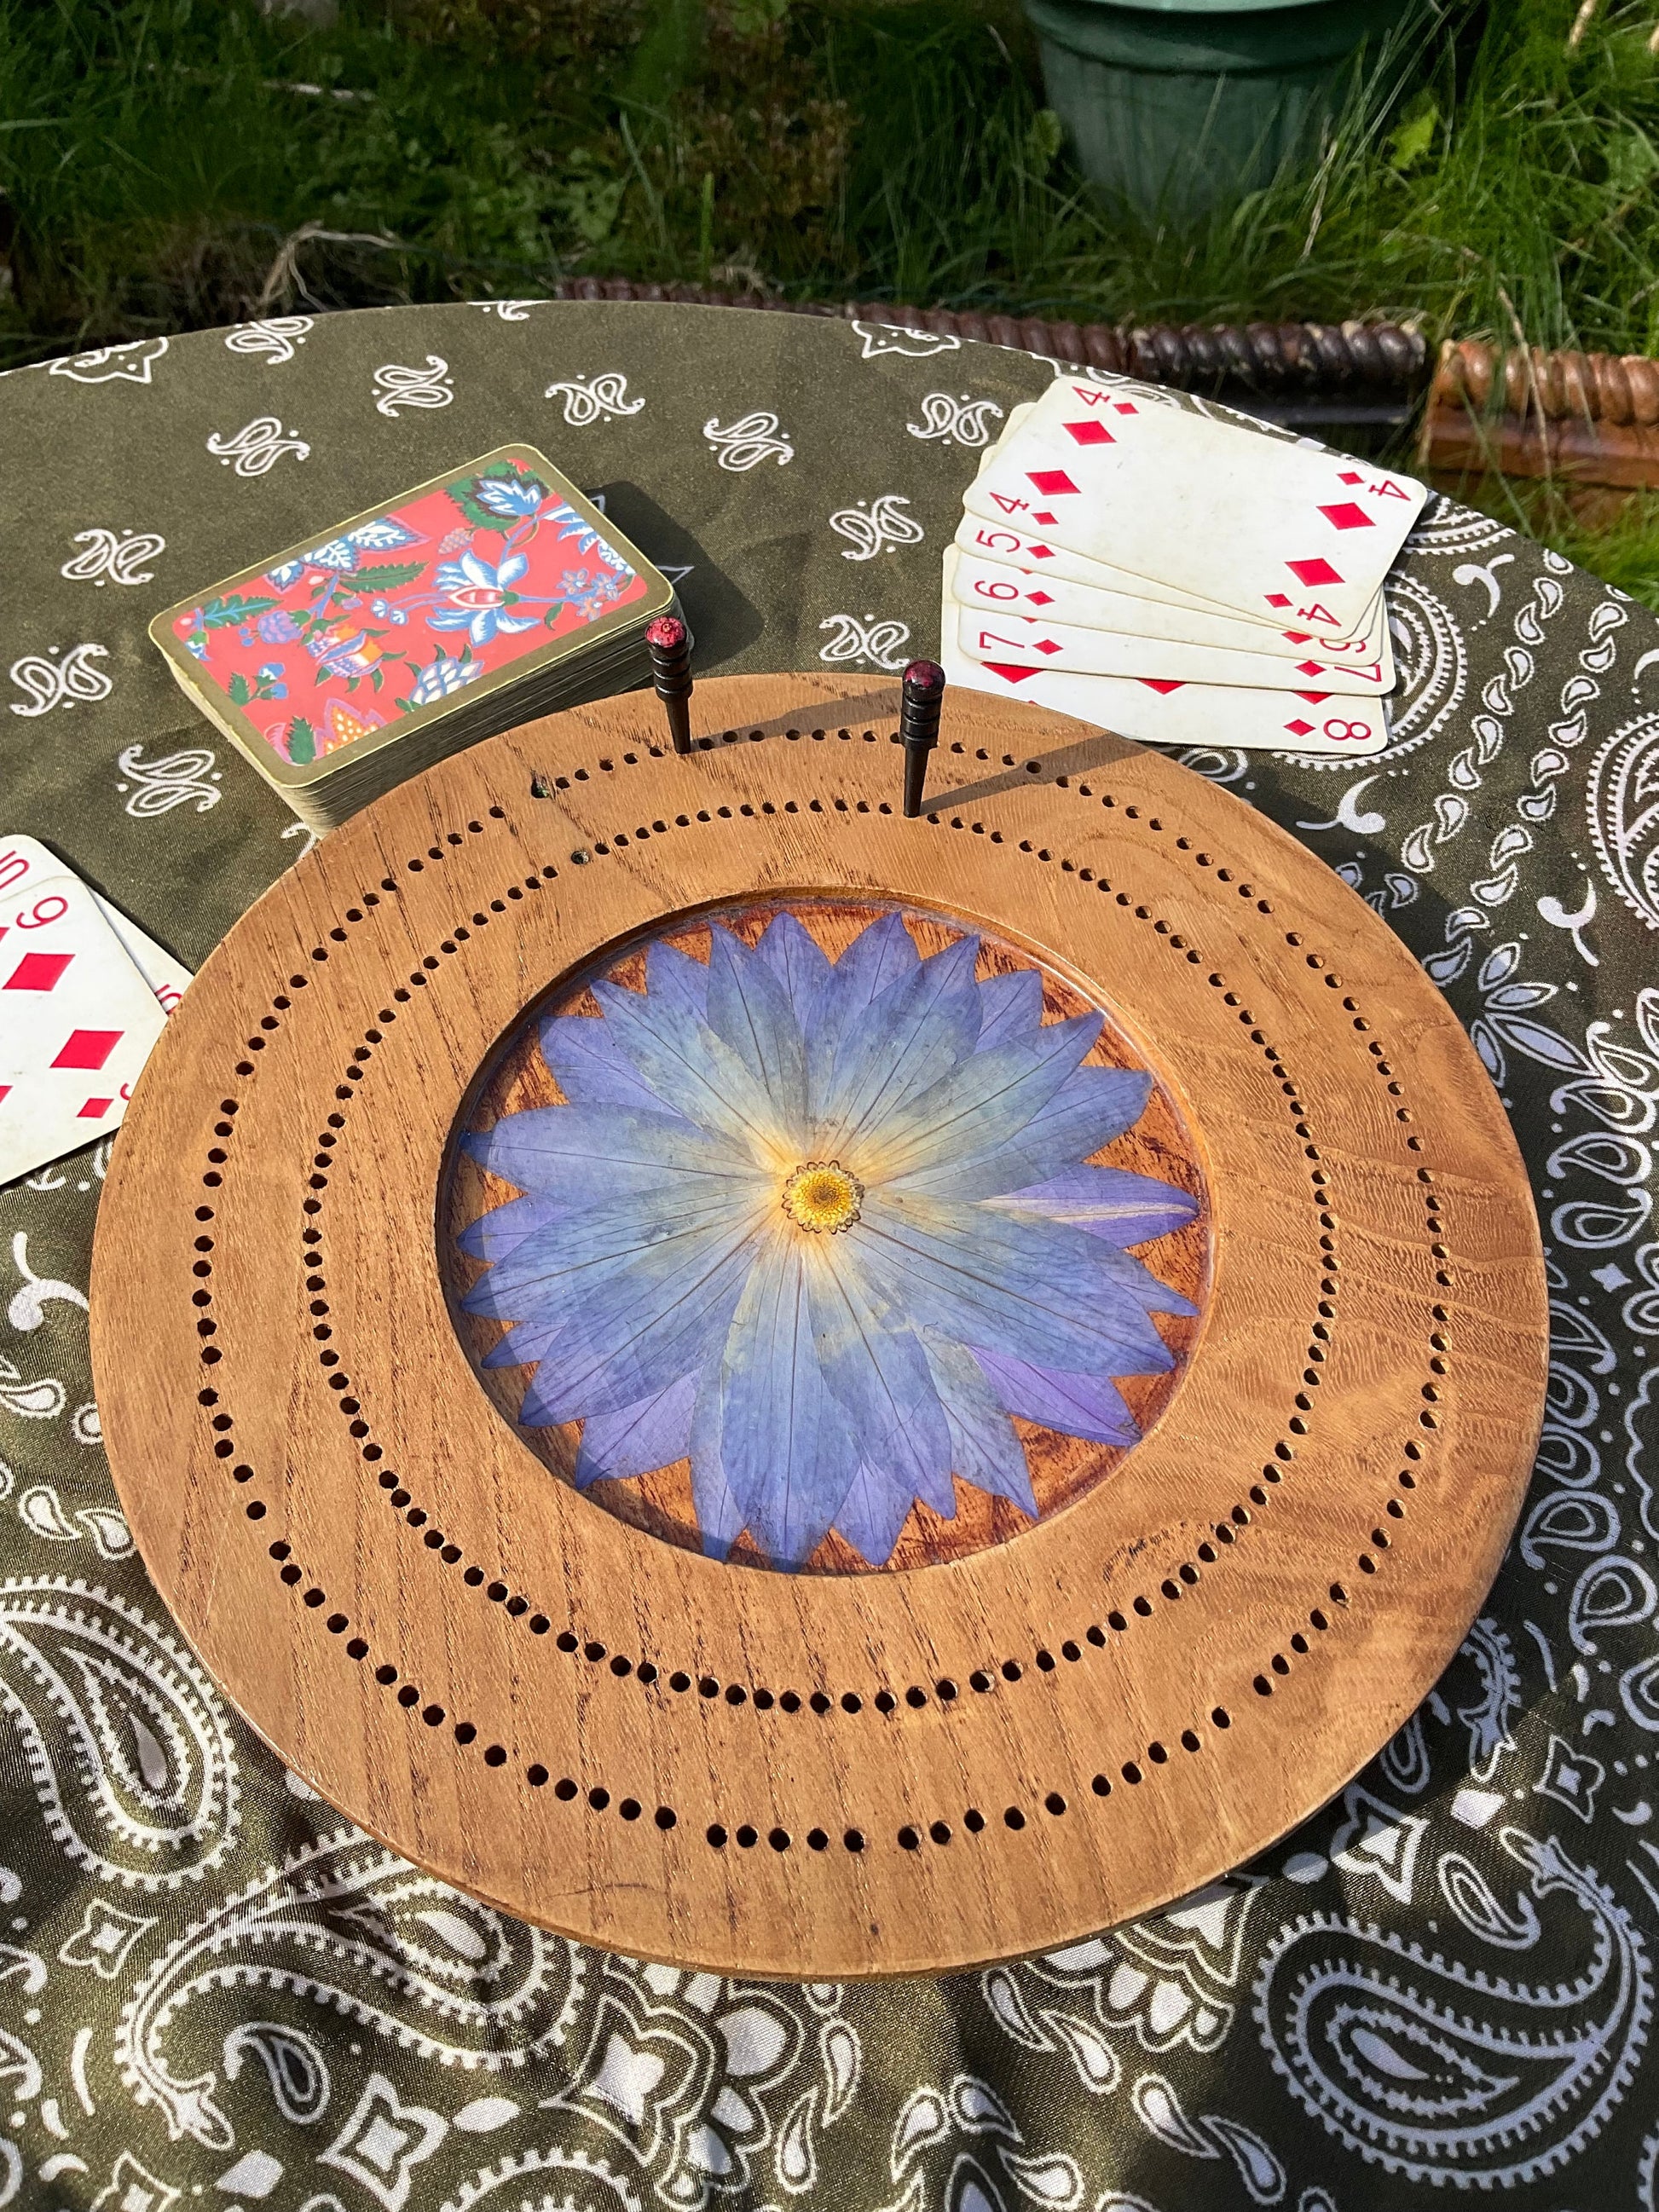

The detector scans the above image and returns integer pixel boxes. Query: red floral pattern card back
[149,446,673,789]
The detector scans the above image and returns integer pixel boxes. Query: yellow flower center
[781,1161,864,1235]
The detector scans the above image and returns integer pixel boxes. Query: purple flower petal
[483,1315,564,1371]
[813,936,982,1152]
[832,1460,931,1567]
[991,1164,1200,1246]
[465,1180,759,1320]
[465,1105,756,1209]
[858,1193,1176,1377]
[592,983,801,1158]
[457,1190,571,1262]
[645,939,709,1021]
[519,1360,579,1419]
[806,1241,954,1514]
[806,912,923,1111]
[925,1063,1154,1200]
[819,911,919,1032]
[689,1362,752,1560]
[974,968,1044,1049]
[711,1235,859,1568]
[972,1348,1140,1447]
[756,911,832,1032]
[705,927,807,1145]
[538,1014,686,1117]
[498,1209,765,1419]
[575,1372,697,1487]
[921,1330,1038,1516]
[878,1014,1101,1192]
[1090,1238,1198,1321]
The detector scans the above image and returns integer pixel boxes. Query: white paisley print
[44,338,169,384]
[60,529,165,587]
[4,309,1659,2212]
[8,644,112,716]
[543,371,643,424]
[905,392,1006,446]
[224,318,315,365]
[702,410,793,471]
[371,355,454,416]
[817,612,912,670]
[205,415,310,475]
[827,494,924,561]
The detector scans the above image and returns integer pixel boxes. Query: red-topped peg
[646,613,694,756]
[899,659,946,817]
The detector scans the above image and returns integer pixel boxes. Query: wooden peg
[646,615,694,756]
[900,659,945,817]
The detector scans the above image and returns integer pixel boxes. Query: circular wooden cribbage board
[91,673,1547,1979]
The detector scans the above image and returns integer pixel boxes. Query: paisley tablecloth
[3,303,1658,2212]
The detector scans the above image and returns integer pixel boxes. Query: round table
[3,303,1657,2212]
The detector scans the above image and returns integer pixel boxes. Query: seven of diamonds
[950,546,1393,682]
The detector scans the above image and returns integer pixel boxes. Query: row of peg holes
[191,743,1448,1845]
[983,767,1451,1744]
[186,811,639,1811]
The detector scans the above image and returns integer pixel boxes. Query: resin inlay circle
[443,897,1208,1574]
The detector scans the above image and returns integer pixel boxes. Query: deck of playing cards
[0,836,192,1187]
[150,445,680,833]
[942,384,1429,757]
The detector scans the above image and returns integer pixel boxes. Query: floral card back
[149,446,673,788]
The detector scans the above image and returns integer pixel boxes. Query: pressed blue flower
[462,915,1199,1570]
[431,550,538,645]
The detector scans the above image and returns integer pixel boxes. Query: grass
[3,0,1659,592]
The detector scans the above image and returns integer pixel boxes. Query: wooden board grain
[90,672,1548,1978]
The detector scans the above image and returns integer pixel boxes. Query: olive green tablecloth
[3,303,1658,2212]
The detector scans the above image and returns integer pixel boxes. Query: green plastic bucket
[1021,0,1421,217]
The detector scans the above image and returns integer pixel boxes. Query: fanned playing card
[0,836,190,1015]
[939,552,1387,755]
[951,605,1390,693]
[956,406,1387,651]
[963,379,1427,634]
[950,546,1390,667]
[0,867,171,1184]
